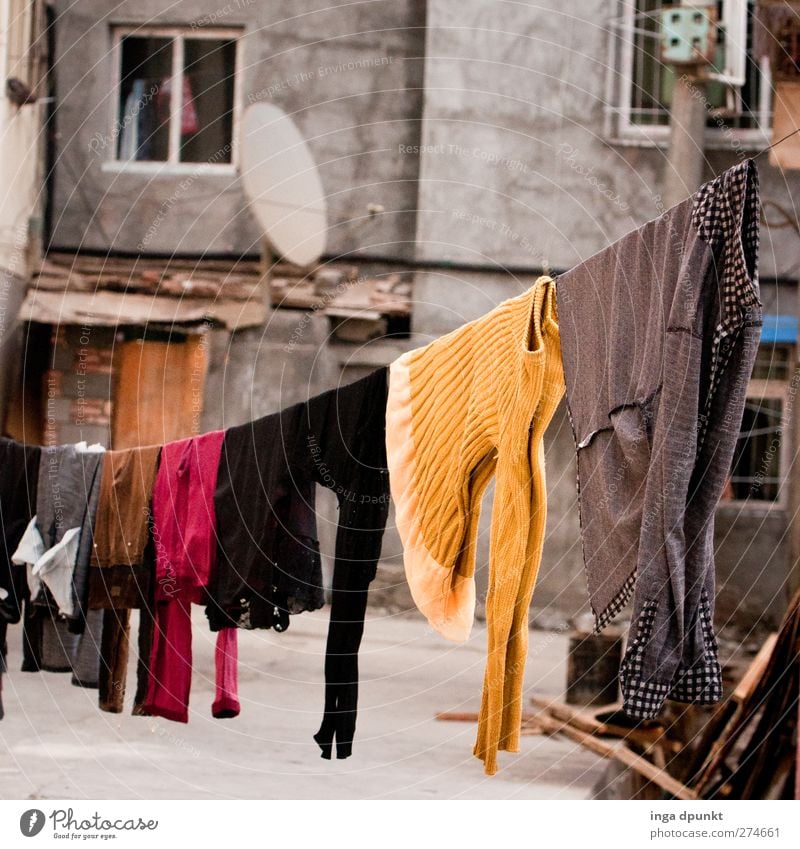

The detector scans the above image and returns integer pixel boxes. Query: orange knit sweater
[386,276,564,774]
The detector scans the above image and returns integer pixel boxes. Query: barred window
[605,1,771,147]
[722,344,793,506]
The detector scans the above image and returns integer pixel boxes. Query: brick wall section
[42,325,115,447]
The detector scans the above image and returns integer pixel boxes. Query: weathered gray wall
[414,1,800,283]
[47,0,799,628]
[715,508,790,630]
[49,0,426,257]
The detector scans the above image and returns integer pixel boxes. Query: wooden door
[112,334,208,450]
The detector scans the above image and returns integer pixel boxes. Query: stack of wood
[526,697,692,799]
[271,266,412,341]
[681,587,799,799]
[532,588,799,799]
[435,703,690,799]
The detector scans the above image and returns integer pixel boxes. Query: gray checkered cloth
[557,160,761,719]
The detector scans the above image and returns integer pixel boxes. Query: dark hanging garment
[70,608,104,686]
[15,443,105,625]
[306,367,390,760]
[96,544,157,715]
[16,443,105,687]
[209,369,390,758]
[69,449,105,635]
[0,628,5,720]
[133,596,156,716]
[556,160,762,719]
[0,438,40,623]
[20,598,43,672]
[0,438,40,718]
[208,403,324,632]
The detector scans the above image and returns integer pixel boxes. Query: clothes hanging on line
[556,158,762,719]
[305,367,390,760]
[88,445,161,713]
[14,442,104,623]
[0,628,5,720]
[142,431,239,723]
[0,167,765,770]
[0,437,40,720]
[209,402,325,634]
[1,369,387,748]
[90,446,161,581]
[386,276,564,775]
[12,442,105,690]
[71,609,105,687]
[0,438,40,624]
[209,366,390,759]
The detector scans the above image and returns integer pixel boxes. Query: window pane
[117,36,172,161]
[725,397,783,502]
[630,0,761,130]
[752,345,791,381]
[179,38,236,164]
[630,0,674,127]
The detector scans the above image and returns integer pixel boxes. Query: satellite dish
[240,103,327,267]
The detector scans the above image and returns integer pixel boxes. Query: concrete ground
[0,609,606,799]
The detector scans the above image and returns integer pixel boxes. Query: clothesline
[1,158,765,776]
[0,368,389,762]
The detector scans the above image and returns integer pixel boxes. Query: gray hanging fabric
[556,159,761,719]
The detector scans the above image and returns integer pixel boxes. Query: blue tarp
[760,314,797,345]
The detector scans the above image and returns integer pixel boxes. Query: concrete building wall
[0,0,45,418]
[48,0,426,258]
[414,1,800,287]
[715,508,791,631]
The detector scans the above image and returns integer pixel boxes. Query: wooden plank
[733,632,778,701]
[530,696,677,752]
[19,289,265,330]
[692,594,800,795]
[435,712,479,722]
[681,700,738,787]
[531,696,606,734]
[536,713,697,800]
[689,634,780,790]
[435,710,548,736]
[45,252,262,275]
[435,711,541,725]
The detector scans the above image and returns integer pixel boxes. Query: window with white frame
[605,0,772,146]
[721,344,793,507]
[112,27,240,165]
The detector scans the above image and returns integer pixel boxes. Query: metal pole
[662,67,708,209]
